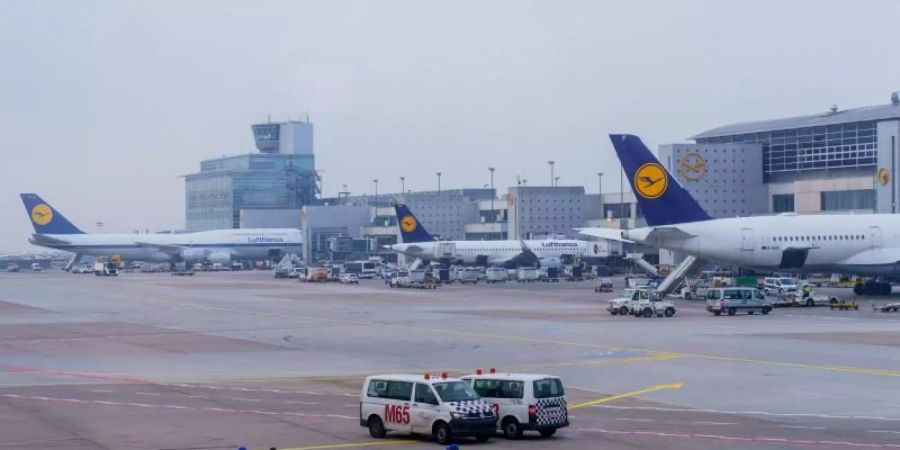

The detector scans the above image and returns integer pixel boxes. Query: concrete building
[185,120,317,231]
[686,93,900,215]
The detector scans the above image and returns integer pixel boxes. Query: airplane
[579,134,900,295]
[20,193,302,270]
[387,204,606,268]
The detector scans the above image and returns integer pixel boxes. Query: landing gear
[855,281,892,296]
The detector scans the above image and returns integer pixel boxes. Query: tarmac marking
[125,294,900,379]
[693,421,738,425]
[281,440,416,450]
[134,391,161,396]
[614,417,655,422]
[0,393,357,420]
[869,430,900,435]
[573,427,894,448]
[594,405,900,422]
[781,425,827,430]
[569,382,683,410]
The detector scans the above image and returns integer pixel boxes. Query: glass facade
[186,153,316,231]
[820,189,875,211]
[697,121,877,176]
[772,194,795,213]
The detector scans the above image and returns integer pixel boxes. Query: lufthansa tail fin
[20,193,84,234]
[394,204,436,243]
[609,134,711,226]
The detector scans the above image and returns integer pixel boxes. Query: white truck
[607,288,648,316]
[628,291,677,318]
[517,267,539,283]
[485,267,508,283]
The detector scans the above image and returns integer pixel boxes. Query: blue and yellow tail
[20,193,84,234]
[609,134,711,226]
[394,204,436,243]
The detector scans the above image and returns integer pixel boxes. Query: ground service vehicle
[706,287,772,316]
[31,262,43,272]
[340,273,359,284]
[830,300,859,310]
[93,262,117,276]
[360,374,496,444]
[875,302,900,312]
[608,288,648,315]
[7,263,19,272]
[763,277,799,296]
[485,267,507,283]
[517,267,539,282]
[629,291,677,318]
[462,370,568,439]
[594,278,614,293]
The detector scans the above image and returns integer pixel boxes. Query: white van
[763,277,798,296]
[461,371,568,439]
[706,287,772,316]
[360,374,496,444]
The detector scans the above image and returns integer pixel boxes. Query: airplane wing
[133,242,185,256]
[29,234,72,246]
[644,226,696,241]
[576,228,634,243]
[838,249,900,266]
[505,241,539,266]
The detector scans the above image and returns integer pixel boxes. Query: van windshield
[779,278,796,285]
[433,381,479,402]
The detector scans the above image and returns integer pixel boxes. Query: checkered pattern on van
[447,399,493,416]
[535,397,567,426]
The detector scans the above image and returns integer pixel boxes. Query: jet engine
[537,257,562,269]
[205,251,232,264]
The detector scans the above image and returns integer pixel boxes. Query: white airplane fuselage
[29,228,303,263]
[389,239,602,266]
[624,213,900,275]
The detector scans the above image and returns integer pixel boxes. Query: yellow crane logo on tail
[634,163,668,199]
[30,203,53,226]
[400,214,418,233]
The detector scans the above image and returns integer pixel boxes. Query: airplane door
[869,226,883,249]
[740,228,755,251]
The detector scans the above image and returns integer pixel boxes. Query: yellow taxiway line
[569,382,684,410]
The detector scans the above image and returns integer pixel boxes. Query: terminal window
[698,121,877,176]
[820,189,875,211]
[772,194,795,213]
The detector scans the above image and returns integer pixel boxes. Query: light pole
[554,176,560,187]
[399,176,405,193]
[488,167,495,223]
[597,172,604,219]
[548,160,555,187]
[436,172,442,194]
[373,179,378,207]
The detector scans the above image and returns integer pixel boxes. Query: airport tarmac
[0,271,899,450]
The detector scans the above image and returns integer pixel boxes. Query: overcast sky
[2,0,900,251]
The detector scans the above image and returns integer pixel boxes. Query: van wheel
[762,306,771,315]
[540,428,557,438]
[684,292,692,300]
[713,310,722,316]
[806,299,814,307]
[610,310,618,315]
[434,421,452,444]
[502,417,523,439]
[664,307,675,317]
[642,308,653,318]
[475,433,492,442]
[748,311,754,315]
[619,306,629,315]
[727,307,737,316]
[367,416,386,438]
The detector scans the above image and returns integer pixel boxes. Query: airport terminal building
[185,120,318,231]
[664,93,900,217]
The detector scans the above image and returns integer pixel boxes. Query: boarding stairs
[626,253,660,277]
[655,255,702,297]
